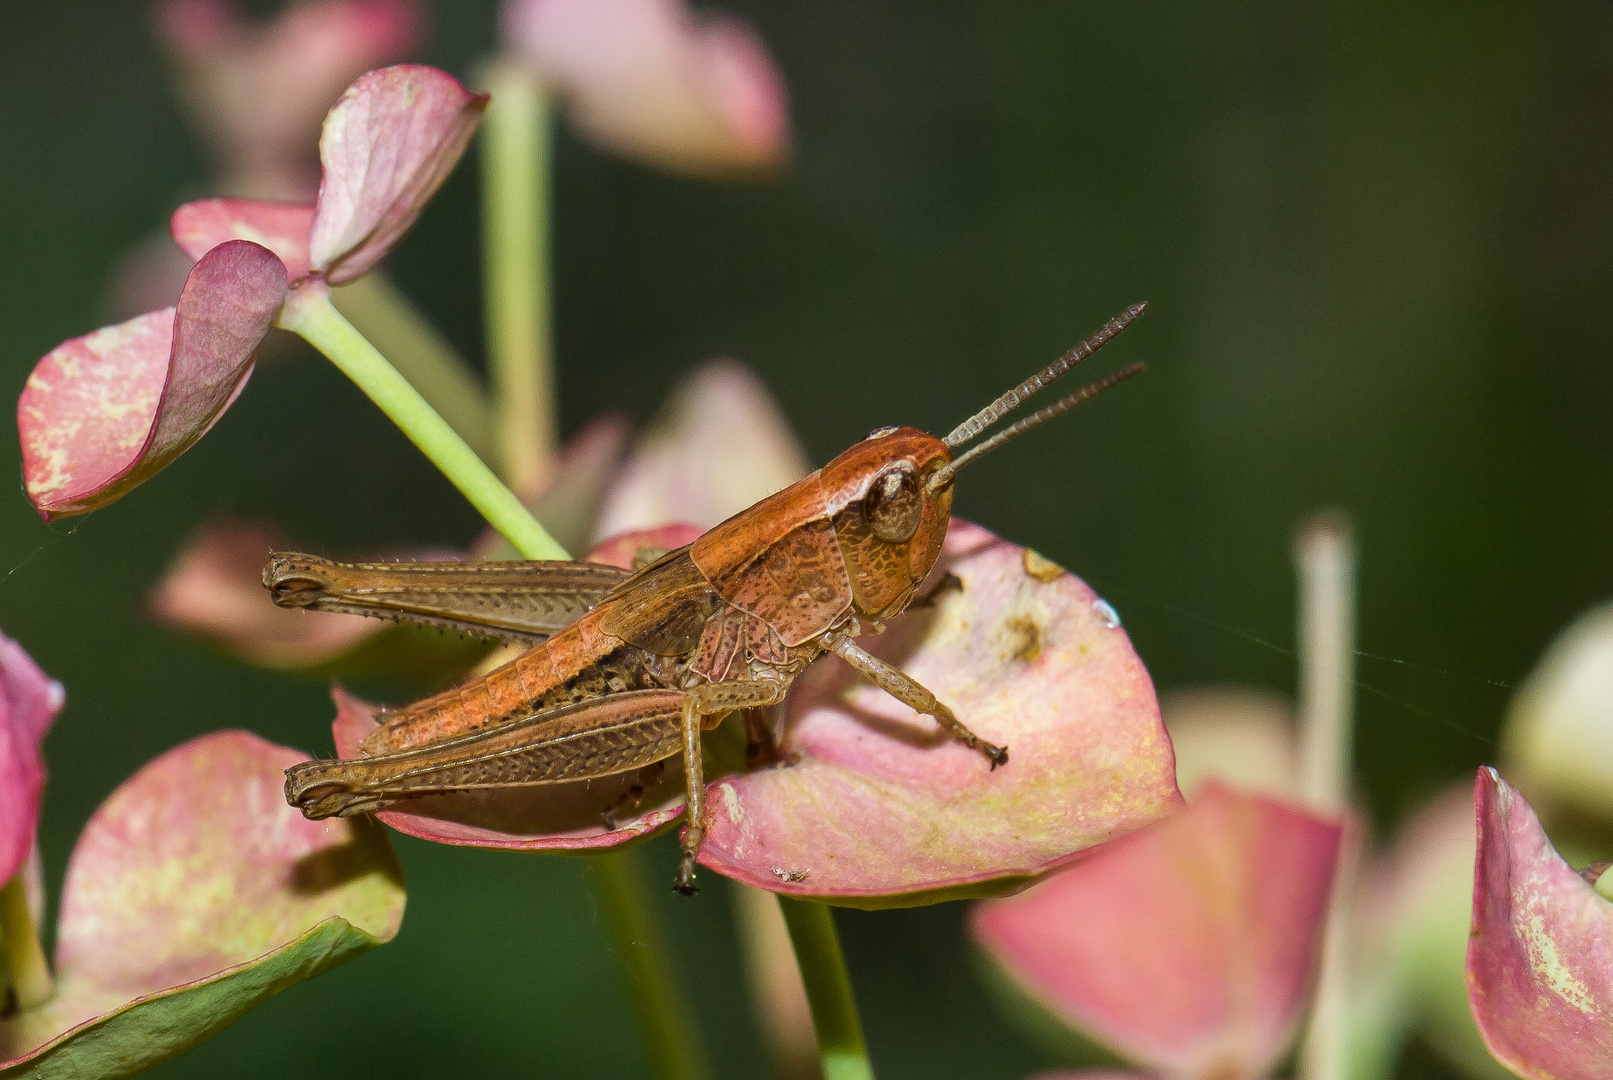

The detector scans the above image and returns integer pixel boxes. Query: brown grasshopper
[276,304,1146,893]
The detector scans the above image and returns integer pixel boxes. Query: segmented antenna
[942,302,1147,448]
[928,362,1146,491]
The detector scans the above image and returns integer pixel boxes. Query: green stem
[777,896,874,1080]
[479,59,558,495]
[329,271,495,463]
[278,280,566,560]
[0,873,52,1010]
[1294,512,1357,1080]
[591,849,712,1080]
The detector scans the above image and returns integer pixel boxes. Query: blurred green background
[2,1,1610,1077]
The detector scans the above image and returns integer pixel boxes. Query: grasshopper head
[819,428,955,619]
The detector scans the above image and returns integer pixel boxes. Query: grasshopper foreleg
[828,635,1008,769]
[674,678,787,896]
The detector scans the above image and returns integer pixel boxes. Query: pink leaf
[308,65,487,284]
[0,731,404,1070]
[698,521,1180,905]
[0,634,64,888]
[974,783,1343,1077]
[148,518,481,682]
[595,360,810,539]
[19,240,286,519]
[171,199,316,281]
[320,524,704,851]
[158,0,425,200]
[1466,768,1613,1078]
[504,0,790,178]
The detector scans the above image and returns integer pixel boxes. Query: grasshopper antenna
[928,362,1146,492]
[942,301,1147,449]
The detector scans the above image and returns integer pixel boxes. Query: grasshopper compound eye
[867,462,923,543]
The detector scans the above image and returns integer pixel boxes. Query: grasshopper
[277,305,1146,894]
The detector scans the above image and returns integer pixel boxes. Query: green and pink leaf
[0,731,403,1077]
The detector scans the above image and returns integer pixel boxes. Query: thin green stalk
[278,280,566,560]
[329,271,495,462]
[777,896,874,1080]
[479,59,558,495]
[1294,512,1357,1080]
[591,850,712,1080]
[0,874,52,1010]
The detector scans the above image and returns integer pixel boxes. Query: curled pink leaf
[595,359,810,539]
[504,0,790,178]
[0,634,64,888]
[698,521,1180,905]
[19,240,288,519]
[1466,768,1613,1078]
[0,731,404,1074]
[171,199,317,280]
[974,783,1344,1077]
[322,524,704,851]
[148,518,484,684]
[308,65,488,284]
[159,0,425,199]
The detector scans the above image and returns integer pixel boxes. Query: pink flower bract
[19,240,287,520]
[1466,767,1613,1079]
[308,65,488,284]
[504,0,790,178]
[974,783,1344,1077]
[0,634,64,889]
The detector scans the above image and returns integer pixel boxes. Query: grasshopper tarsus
[912,571,964,608]
[987,744,1009,770]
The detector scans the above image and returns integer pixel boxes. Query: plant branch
[278,280,566,560]
[478,59,558,495]
[329,271,495,462]
[591,849,713,1080]
[777,896,874,1080]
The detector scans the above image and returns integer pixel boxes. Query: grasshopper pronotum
[278,304,1146,893]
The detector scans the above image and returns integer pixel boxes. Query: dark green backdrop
[3,2,1609,1077]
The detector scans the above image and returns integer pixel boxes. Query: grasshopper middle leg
[674,678,786,896]
[828,634,1008,768]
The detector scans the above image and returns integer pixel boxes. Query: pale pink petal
[321,524,703,851]
[171,199,317,280]
[0,635,65,887]
[595,360,810,539]
[0,731,404,1071]
[1466,768,1613,1078]
[159,0,425,200]
[308,65,487,284]
[974,783,1344,1077]
[504,0,790,178]
[1501,600,1613,831]
[1160,687,1301,800]
[1356,783,1510,1080]
[698,521,1181,904]
[19,241,287,519]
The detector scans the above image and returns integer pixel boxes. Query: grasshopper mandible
[277,304,1146,894]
